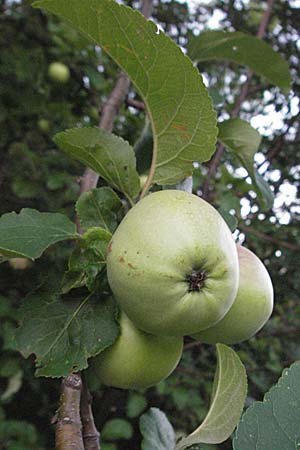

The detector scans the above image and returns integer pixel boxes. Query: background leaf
[175,344,247,449]
[102,418,133,440]
[140,407,176,450]
[233,362,300,450]
[218,118,274,209]
[34,0,217,185]
[76,186,122,233]
[0,209,77,259]
[188,31,291,94]
[54,127,140,202]
[16,288,119,377]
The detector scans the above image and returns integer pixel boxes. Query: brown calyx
[187,270,206,292]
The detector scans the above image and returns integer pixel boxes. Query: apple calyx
[187,269,206,292]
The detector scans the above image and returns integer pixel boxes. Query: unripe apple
[37,119,50,134]
[107,190,239,336]
[192,245,274,344]
[48,62,70,83]
[89,311,183,389]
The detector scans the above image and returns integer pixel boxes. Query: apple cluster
[90,190,273,389]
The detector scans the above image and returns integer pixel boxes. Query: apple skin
[192,245,274,344]
[89,311,183,390]
[107,190,239,336]
[48,62,70,83]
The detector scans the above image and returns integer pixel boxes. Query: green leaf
[218,208,238,232]
[233,362,300,450]
[218,118,274,210]
[0,209,77,260]
[175,344,247,449]
[62,227,112,293]
[54,127,140,202]
[188,31,291,94]
[126,393,147,418]
[16,288,119,377]
[1,371,23,402]
[76,187,122,233]
[140,407,176,450]
[34,0,217,185]
[102,418,133,440]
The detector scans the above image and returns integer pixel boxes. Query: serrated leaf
[34,0,217,185]
[188,31,291,94]
[233,362,300,450]
[63,227,111,293]
[16,288,119,377]
[0,209,77,260]
[140,407,176,450]
[175,344,247,449]
[218,118,274,210]
[76,187,122,232]
[54,127,140,202]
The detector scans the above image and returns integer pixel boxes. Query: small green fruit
[48,62,70,83]
[37,119,50,134]
[192,245,274,344]
[107,190,239,336]
[89,311,183,389]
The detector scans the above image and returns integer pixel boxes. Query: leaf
[233,362,300,450]
[1,371,23,402]
[102,419,133,440]
[0,209,77,260]
[76,187,122,233]
[140,407,176,450]
[34,0,217,185]
[62,227,111,293]
[16,288,119,377]
[175,344,247,449]
[218,208,238,232]
[188,31,291,94]
[126,393,147,418]
[218,118,274,210]
[54,127,140,202]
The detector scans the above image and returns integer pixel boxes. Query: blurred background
[0,0,299,448]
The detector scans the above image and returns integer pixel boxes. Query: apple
[89,311,183,389]
[37,119,50,134]
[9,257,31,270]
[192,245,274,344]
[107,190,239,336]
[48,62,70,83]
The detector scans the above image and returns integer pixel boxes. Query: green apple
[192,245,274,344]
[107,190,239,336]
[37,118,50,134]
[89,311,183,389]
[48,62,70,83]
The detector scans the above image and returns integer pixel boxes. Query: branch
[238,223,300,252]
[55,374,84,450]
[80,375,100,450]
[82,0,154,193]
[202,0,274,199]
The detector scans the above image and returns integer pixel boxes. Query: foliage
[0,0,299,449]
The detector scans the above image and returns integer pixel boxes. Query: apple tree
[0,1,299,449]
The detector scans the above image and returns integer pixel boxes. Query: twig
[126,97,146,110]
[239,223,300,252]
[202,0,274,199]
[55,374,84,450]
[80,375,100,450]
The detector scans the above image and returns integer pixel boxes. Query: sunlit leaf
[175,344,247,449]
